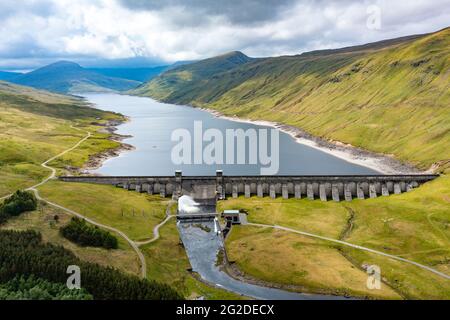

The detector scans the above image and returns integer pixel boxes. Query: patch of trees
[0,275,92,300]
[60,217,118,249]
[0,230,183,300]
[0,190,37,224]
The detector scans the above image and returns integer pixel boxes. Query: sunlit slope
[133,51,255,101]
[0,82,122,196]
[138,28,450,170]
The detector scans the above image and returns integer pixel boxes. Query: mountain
[0,71,22,81]
[87,66,168,82]
[134,28,450,170]
[10,61,140,94]
[132,51,254,100]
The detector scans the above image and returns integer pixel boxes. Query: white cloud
[0,0,449,68]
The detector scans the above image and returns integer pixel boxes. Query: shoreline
[77,119,135,175]
[200,107,422,175]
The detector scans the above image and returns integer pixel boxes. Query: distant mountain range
[133,27,450,170]
[0,71,23,81]
[0,60,193,94]
[6,61,141,94]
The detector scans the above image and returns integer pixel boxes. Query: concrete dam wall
[58,171,438,202]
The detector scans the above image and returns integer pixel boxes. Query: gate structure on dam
[59,170,438,202]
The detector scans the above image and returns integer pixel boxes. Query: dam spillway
[58,171,438,202]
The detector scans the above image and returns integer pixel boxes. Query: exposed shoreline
[199,107,422,175]
[77,119,135,175]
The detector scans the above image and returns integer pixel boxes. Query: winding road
[135,202,175,246]
[2,123,448,288]
[1,124,148,279]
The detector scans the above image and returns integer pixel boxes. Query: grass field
[219,175,450,299]
[226,226,400,299]
[37,181,170,241]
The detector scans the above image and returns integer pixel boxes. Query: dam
[59,171,438,202]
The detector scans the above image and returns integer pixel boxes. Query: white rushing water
[178,195,200,214]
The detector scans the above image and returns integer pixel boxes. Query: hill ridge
[134,27,450,170]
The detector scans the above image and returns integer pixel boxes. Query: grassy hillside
[10,61,140,94]
[219,175,450,299]
[136,28,450,170]
[133,51,255,101]
[0,82,123,196]
[88,66,168,82]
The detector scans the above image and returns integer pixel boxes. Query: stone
[244,184,251,198]
[232,184,238,198]
[357,183,365,199]
[381,184,389,196]
[369,184,377,198]
[270,184,276,199]
[307,184,314,200]
[394,183,401,194]
[257,184,263,197]
[294,184,301,199]
[344,184,352,201]
[319,184,327,201]
[332,185,340,202]
[282,184,289,199]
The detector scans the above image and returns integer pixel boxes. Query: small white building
[222,209,241,224]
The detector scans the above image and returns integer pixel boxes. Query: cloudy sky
[1,0,449,70]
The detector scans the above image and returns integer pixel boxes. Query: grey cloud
[118,0,298,25]
[0,0,449,69]
[0,0,55,19]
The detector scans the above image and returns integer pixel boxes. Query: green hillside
[136,28,450,170]
[133,51,255,101]
[0,81,123,196]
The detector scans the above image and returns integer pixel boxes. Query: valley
[0,27,448,301]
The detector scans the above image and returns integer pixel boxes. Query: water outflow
[176,198,348,300]
[178,195,200,214]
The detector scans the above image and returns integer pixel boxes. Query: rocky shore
[201,108,421,175]
[77,119,135,175]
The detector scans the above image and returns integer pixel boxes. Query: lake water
[84,93,378,176]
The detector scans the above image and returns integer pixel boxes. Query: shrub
[60,217,118,249]
[0,190,37,224]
